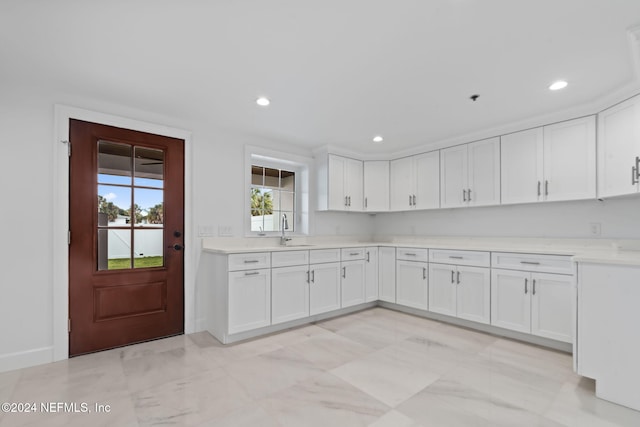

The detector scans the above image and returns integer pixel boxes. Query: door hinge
[68,319,71,333]
[67,230,71,245]
[61,140,71,156]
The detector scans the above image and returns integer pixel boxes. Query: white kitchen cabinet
[309,261,341,315]
[429,264,490,324]
[576,262,640,411]
[378,247,396,303]
[440,138,500,208]
[501,116,596,204]
[228,268,271,334]
[271,265,309,325]
[597,94,640,198]
[363,161,389,211]
[327,154,363,211]
[390,151,439,211]
[364,247,379,302]
[341,259,366,308]
[491,269,572,342]
[396,259,429,310]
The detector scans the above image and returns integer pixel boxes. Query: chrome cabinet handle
[449,256,463,260]
[520,261,540,265]
[545,180,549,196]
[348,196,351,206]
[366,251,370,262]
[342,266,346,278]
[456,271,460,284]
[423,267,427,280]
[532,279,536,295]
[524,278,528,294]
[404,253,417,256]
[412,195,416,206]
[364,197,368,208]
[409,195,413,206]
[462,189,467,202]
[345,196,348,206]
[244,260,259,264]
[467,188,472,201]
[451,270,455,283]
[349,252,360,256]
[633,166,639,185]
[245,271,260,276]
[311,270,315,283]
[537,181,541,197]
[306,270,310,283]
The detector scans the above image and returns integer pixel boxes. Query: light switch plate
[218,225,233,237]
[198,225,214,237]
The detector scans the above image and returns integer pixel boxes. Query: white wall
[0,83,374,372]
[373,197,640,239]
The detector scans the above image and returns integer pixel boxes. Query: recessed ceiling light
[256,97,270,106]
[549,81,568,91]
[372,136,384,143]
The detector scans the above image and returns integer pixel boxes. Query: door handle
[168,244,183,251]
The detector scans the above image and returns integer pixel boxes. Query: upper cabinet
[318,154,363,211]
[597,95,640,198]
[440,137,500,208]
[501,116,596,205]
[390,151,440,211]
[363,161,389,211]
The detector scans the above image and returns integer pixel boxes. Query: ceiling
[2,0,640,155]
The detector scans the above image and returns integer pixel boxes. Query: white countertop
[201,236,640,267]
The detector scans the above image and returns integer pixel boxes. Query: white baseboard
[0,347,53,374]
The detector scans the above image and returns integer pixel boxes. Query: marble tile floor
[1,307,640,426]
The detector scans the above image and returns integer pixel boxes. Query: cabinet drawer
[310,248,341,264]
[228,252,271,271]
[491,252,573,275]
[430,249,490,267]
[271,250,310,268]
[341,247,365,261]
[396,247,429,262]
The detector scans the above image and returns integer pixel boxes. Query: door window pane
[98,141,132,185]
[98,185,131,225]
[134,229,164,268]
[134,147,164,187]
[98,229,132,270]
[134,188,164,225]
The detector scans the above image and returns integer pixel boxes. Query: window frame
[244,146,310,237]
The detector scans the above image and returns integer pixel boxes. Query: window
[250,166,295,233]
[246,147,310,236]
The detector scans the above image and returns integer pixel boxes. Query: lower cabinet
[364,247,379,302]
[396,259,429,310]
[378,247,396,302]
[271,265,310,325]
[491,269,573,342]
[429,263,490,324]
[341,259,366,307]
[228,268,271,334]
[309,261,341,315]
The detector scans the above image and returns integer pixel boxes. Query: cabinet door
[364,247,379,302]
[415,151,440,209]
[363,161,389,211]
[328,155,347,210]
[543,116,596,202]
[530,273,573,343]
[309,262,341,315]
[491,269,531,333]
[396,260,428,310]
[501,128,544,204]
[271,265,309,325]
[456,266,490,324]
[428,264,457,316]
[346,158,364,211]
[468,137,501,207]
[597,95,640,198]
[228,269,271,334]
[390,156,413,211]
[440,145,467,208]
[378,247,396,303]
[341,260,366,308]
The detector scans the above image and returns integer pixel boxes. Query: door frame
[53,105,193,361]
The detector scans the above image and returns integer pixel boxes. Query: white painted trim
[0,347,53,374]
[53,105,194,363]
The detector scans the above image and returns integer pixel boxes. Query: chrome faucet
[280,213,291,245]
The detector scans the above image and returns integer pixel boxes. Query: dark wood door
[69,119,184,356]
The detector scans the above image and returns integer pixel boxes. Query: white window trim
[244,145,311,237]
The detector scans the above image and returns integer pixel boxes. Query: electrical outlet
[218,226,233,237]
[589,223,601,236]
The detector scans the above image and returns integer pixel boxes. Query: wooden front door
[69,119,184,356]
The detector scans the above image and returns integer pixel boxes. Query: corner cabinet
[597,94,640,198]
[378,246,396,303]
[440,138,500,208]
[319,154,363,211]
[363,161,389,211]
[390,151,440,211]
[501,116,596,205]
